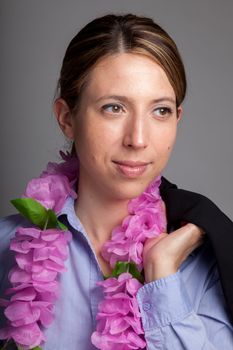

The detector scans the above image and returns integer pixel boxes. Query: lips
[113,160,150,178]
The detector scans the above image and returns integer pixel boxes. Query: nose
[123,115,148,149]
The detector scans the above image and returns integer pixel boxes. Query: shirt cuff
[136,271,192,331]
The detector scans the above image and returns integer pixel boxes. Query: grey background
[1,0,233,218]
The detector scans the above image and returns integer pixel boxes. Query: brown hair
[57,14,186,111]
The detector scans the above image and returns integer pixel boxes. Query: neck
[74,180,129,246]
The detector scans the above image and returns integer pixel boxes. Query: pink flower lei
[0,152,167,350]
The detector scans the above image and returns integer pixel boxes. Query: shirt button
[143,302,151,311]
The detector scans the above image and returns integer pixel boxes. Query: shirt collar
[58,196,85,234]
[59,195,199,258]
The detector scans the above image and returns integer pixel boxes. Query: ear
[177,105,183,123]
[54,98,74,139]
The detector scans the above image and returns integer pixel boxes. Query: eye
[153,107,172,118]
[102,103,124,114]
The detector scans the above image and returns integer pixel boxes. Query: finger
[185,223,206,245]
[169,223,203,240]
[159,224,204,256]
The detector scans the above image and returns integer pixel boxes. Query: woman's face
[57,53,182,201]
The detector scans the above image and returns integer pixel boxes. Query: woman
[0,14,233,350]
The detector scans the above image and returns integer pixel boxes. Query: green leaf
[111,261,144,283]
[57,220,68,231]
[46,209,58,229]
[11,198,48,229]
[11,198,69,232]
[128,262,144,284]
[46,209,68,230]
[111,261,129,278]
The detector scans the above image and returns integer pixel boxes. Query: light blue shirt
[1,196,233,349]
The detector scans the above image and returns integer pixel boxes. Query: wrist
[144,260,177,283]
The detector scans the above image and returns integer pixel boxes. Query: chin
[110,178,155,201]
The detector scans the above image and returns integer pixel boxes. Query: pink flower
[128,176,162,215]
[1,152,166,350]
[24,174,76,214]
[0,227,72,349]
[92,273,146,350]
[97,273,142,296]
[102,239,144,269]
[92,330,146,350]
[125,206,166,241]
[102,203,166,269]
[42,151,79,184]
[0,322,45,349]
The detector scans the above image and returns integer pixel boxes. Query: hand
[143,223,205,282]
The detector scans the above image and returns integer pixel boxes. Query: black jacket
[160,177,233,321]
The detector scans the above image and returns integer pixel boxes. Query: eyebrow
[95,95,176,105]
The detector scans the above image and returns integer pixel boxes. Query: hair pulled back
[57,14,186,111]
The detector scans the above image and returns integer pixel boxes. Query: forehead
[84,53,176,101]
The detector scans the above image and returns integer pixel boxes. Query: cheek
[166,136,176,151]
[74,121,112,163]
[156,126,177,155]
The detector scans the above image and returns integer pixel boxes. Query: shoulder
[0,214,27,230]
[160,176,215,204]
[0,214,32,322]
[160,176,230,217]
[0,214,29,283]
[0,214,28,250]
